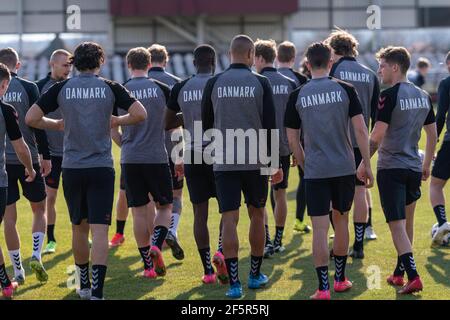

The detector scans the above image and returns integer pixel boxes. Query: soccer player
[0,47,51,284]
[120,47,175,278]
[0,63,36,298]
[36,49,72,255]
[166,44,228,284]
[326,29,380,258]
[285,42,373,300]
[407,57,431,89]
[254,39,297,256]
[148,44,184,260]
[202,35,282,298]
[26,42,147,300]
[429,51,450,246]
[358,46,436,293]
[276,41,311,233]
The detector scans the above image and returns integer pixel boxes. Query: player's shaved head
[230,35,254,56]
[194,44,216,73]
[50,49,71,62]
[229,35,254,66]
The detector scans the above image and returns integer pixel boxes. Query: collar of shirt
[340,56,357,62]
[196,72,212,77]
[149,67,164,72]
[10,72,17,77]
[229,63,251,70]
[78,72,97,78]
[260,66,277,73]
[311,75,332,81]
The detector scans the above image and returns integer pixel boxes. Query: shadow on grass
[41,249,73,272]
[425,247,450,289]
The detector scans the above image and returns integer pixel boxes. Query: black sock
[273,226,284,247]
[47,224,56,243]
[91,265,107,299]
[116,220,126,235]
[353,223,365,251]
[334,255,347,282]
[393,256,405,277]
[250,255,263,277]
[399,252,419,281]
[152,226,168,250]
[433,205,447,227]
[225,257,240,286]
[138,246,153,270]
[0,264,11,288]
[329,211,335,231]
[265,225,272,245]
[296,170,306,221]
[367,207,373,227]
[316,266,329,291]
[198,247,214,275]
[76,263,91,290]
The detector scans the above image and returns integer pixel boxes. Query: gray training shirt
[202,63,277,172]
[167,73,213,154]
[330,57,380,147]
[285,76,363,179]
[260,67,297,157]
[148,67,182,159]
[0,101,23,187]
[36,73,137,169]
[277,67,308,88]
[2,73,50,164]
[36,73,64,157]
[121,77,170,164]
[376,82,435,172]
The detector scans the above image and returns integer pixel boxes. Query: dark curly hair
[71,42,105,72]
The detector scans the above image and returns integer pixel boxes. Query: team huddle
[0,28,449,300]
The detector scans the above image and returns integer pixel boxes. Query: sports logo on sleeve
[378,96,386,110]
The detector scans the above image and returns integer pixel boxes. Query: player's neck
[390,74,408,86]
[311,69,329,79]
[197,67,213,75]
[131,70,149,78]
[277,62,293,69]
[152,63,165,69]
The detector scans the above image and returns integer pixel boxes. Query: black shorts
[6,163,46,205]
[45,156,63,189]
[62,167,115,225]
[305,175,355,216]
[184,162,216,204]
[377,169,422,223]
[169,157,184,190]
[122,163,173,208]
[214,170,268,213]
[353,148,365,186]
[273,155,290,190]
[432,141,450,180]
[0,187,7,224]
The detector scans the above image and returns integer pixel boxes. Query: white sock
[32,232,45,261]
[169,213,180,236]
[8,249,24,277]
